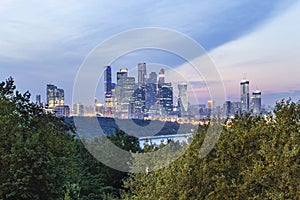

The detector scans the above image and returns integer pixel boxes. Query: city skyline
[1,1,300,106]
[43,63,264,119]
[35,63,282,110]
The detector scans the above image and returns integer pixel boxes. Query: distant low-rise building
[73,103,84,116]
[54,105,70,118]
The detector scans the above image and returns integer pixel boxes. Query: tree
[0,77,77,200]
[122,100,300,199]
[0,77,143,199]
[75,129,142,199]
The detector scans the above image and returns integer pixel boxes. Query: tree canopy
[0,77,141,199]
[122,100,300,199]
[0,77,78,199]
[1,77,299,199]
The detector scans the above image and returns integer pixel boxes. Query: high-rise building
[224,101,232,116]
[111,83,117,115]
[104,66,113,115]
[146,72,158,111]
[116,76,135,118]
[138,63,147,87]
[36,94,41,106]
[132,85,146,119]
[146,83,157,111]
[251,90,261,114]
[56,88,64,106]
[148,72,157,84]
[47,84,64,109]
[104,66,112,94]
[240,80,250,112]
[117,68,128,82]
[158,68,165,84]
[158,82,173,115]
[207,100,214,116]
[47,84,56,108]
[178,83,188,116]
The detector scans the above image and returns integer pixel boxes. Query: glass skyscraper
[146,72,158,111]
[46,84,64,109]
[251,90,261,114]
[240,80,250,112]
[115,76,135,118]
[178,83,188,116]
[104,66,113,115]
[104,66,112,94]
[158,68,165,84]
[117,68,128,82]
[138,63,147,87]
[158,82,173,115]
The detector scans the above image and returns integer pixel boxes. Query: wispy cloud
[0,0,297,105]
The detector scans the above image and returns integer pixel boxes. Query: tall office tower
[47,84,64,109]
[158,82,173,115]
[104,66,113,115]
[148,72,157,84]
[146,72,158,111]
[116,76,135,118]
[178,83,188,116]
[251,90,261,114]
[240,80,250,112]
[138,63,147,87]
[132,85,146,119]
[36,95,41,105]
[111,83,117,115]
[224,101,232,116]
[104,66,112,94]
[47,84,56,108]
[117,68,128,82]
[158,68,165,85]
[56,88,64,106]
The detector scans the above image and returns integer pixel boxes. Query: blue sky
[0,0,299,106]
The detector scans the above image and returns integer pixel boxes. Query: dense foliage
[122,100,300,199]
[0,77,140,199]
[0,77,78,199]
[1,77,299,199]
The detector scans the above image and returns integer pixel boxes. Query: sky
[0,0,300,106]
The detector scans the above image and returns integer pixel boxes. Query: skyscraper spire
[138,63,147,87]
[104,66,113,116]
[240,79,249,112]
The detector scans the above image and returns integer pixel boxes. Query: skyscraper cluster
[103,63,189,119]
[207,79,263,117]
[39,70,264,121]
[47,84,65,109]
[45,84,70,117]
[240,79,262,114]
